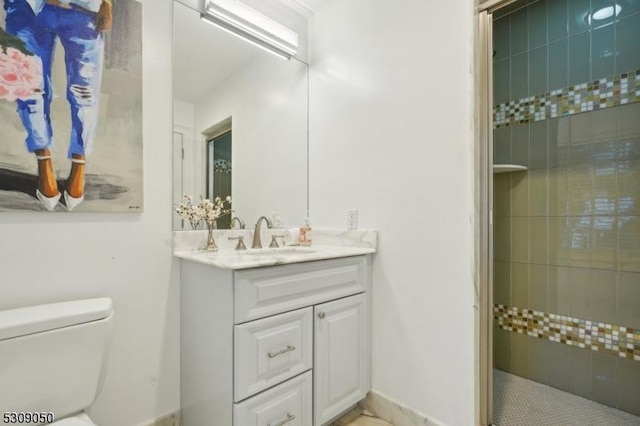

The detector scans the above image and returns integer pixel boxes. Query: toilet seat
[51,413,97,426]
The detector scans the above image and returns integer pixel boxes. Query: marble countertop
[173,228,377,270]
[174,244,376,270]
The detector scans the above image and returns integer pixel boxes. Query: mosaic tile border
[494,69,640,129]
[494,304,640,362]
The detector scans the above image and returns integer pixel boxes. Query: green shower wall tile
[493,16,510,61]
[529,46,548,95]
[510,7,529,55]
[528,337,549,384]
[619,272,640,329]
[548,0,568,42]
[547,340,571,391]
[590,269,617,324]
[616,13,640,75]
[568,0,590,36]
[592,352,618,408]
[528,0,547,49]
[494,261,511,306]
[619,216,640,272]
[528,263,549,312]
[511,262,530,308]
[494,325,512,371]
[511,331,531,378]
[529,216,549,265]
[568,32,590,87]
[591,23,615,81]
[568,345,592,398]
[528,169,549,216]
[511,217,530,263]
[529,120,549,169]
[617,357,640,416]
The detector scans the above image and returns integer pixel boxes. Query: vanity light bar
[202,0,299,60]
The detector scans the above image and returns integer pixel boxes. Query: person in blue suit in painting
[3,0,112,210]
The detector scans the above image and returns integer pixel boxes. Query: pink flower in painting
[0,47,43,101]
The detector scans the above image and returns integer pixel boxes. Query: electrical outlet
[347,209,358,230]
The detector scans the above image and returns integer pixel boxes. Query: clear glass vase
[203,220,218,251]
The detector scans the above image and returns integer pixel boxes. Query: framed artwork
[0,0,142,212]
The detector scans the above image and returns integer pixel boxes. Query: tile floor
[338,415,393,426]
[493,369,640,426]
[332,409,392,426]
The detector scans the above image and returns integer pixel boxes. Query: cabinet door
[314,293,371,426]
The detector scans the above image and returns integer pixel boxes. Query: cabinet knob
[317,312,326,319]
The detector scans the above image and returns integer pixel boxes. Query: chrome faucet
[251,216,273,249]
[230,216,245,229]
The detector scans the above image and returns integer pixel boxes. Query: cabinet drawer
[234,308,312,401]
[234,371,312,426]
[234,256,368,324]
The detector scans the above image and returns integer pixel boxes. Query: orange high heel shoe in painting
[63,157,86,211]
[35,152,61,211]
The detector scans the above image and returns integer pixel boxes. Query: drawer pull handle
[268,413,295,426]
[267,345,296,358]
[317,312,326,319]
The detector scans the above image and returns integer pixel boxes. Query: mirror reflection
[172,1,309,231]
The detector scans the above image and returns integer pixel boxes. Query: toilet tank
[0,298,114,419]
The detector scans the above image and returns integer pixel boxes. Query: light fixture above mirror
[201,0,299,60]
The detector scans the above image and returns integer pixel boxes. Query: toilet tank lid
[0,298,113,341]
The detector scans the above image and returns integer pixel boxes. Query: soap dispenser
[299,216,312,246]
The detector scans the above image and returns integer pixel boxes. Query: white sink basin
[199,246,316,259]
[243,247,316,256]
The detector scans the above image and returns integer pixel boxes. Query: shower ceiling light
[588,4,622,23]
[202,0,299,60]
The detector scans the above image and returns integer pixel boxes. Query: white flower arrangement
[200,195,233,226]
[175,194,232,230]
[175,195,200,230]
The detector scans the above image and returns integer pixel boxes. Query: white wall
[0,1,180,425]
[309,1,477,425]
[173,99,197,209]
[193,54,309,227]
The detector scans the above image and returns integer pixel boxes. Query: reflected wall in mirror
[173,0,309,231]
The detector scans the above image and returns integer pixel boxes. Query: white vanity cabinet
[180,255,372,426]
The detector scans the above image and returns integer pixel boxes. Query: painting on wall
[0,0,142,212]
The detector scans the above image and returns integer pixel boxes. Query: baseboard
[138,411,181,426]
[361,390,444,426]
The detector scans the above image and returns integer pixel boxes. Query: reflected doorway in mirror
[207,130,232,229]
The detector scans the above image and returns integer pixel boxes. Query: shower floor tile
[493,369,640,426]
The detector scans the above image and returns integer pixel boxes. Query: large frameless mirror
[172,0,309,230]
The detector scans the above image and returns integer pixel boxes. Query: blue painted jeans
[4,0,104,157]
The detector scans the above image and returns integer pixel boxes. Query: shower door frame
[477,1,524,425]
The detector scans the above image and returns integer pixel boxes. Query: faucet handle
[269,235,286,248]
[229,236,247,250]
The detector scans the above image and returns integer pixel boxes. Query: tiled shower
[491,0,640,421]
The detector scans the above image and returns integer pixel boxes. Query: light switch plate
[347,209,358,230]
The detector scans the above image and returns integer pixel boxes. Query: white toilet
[0,298,114,426]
